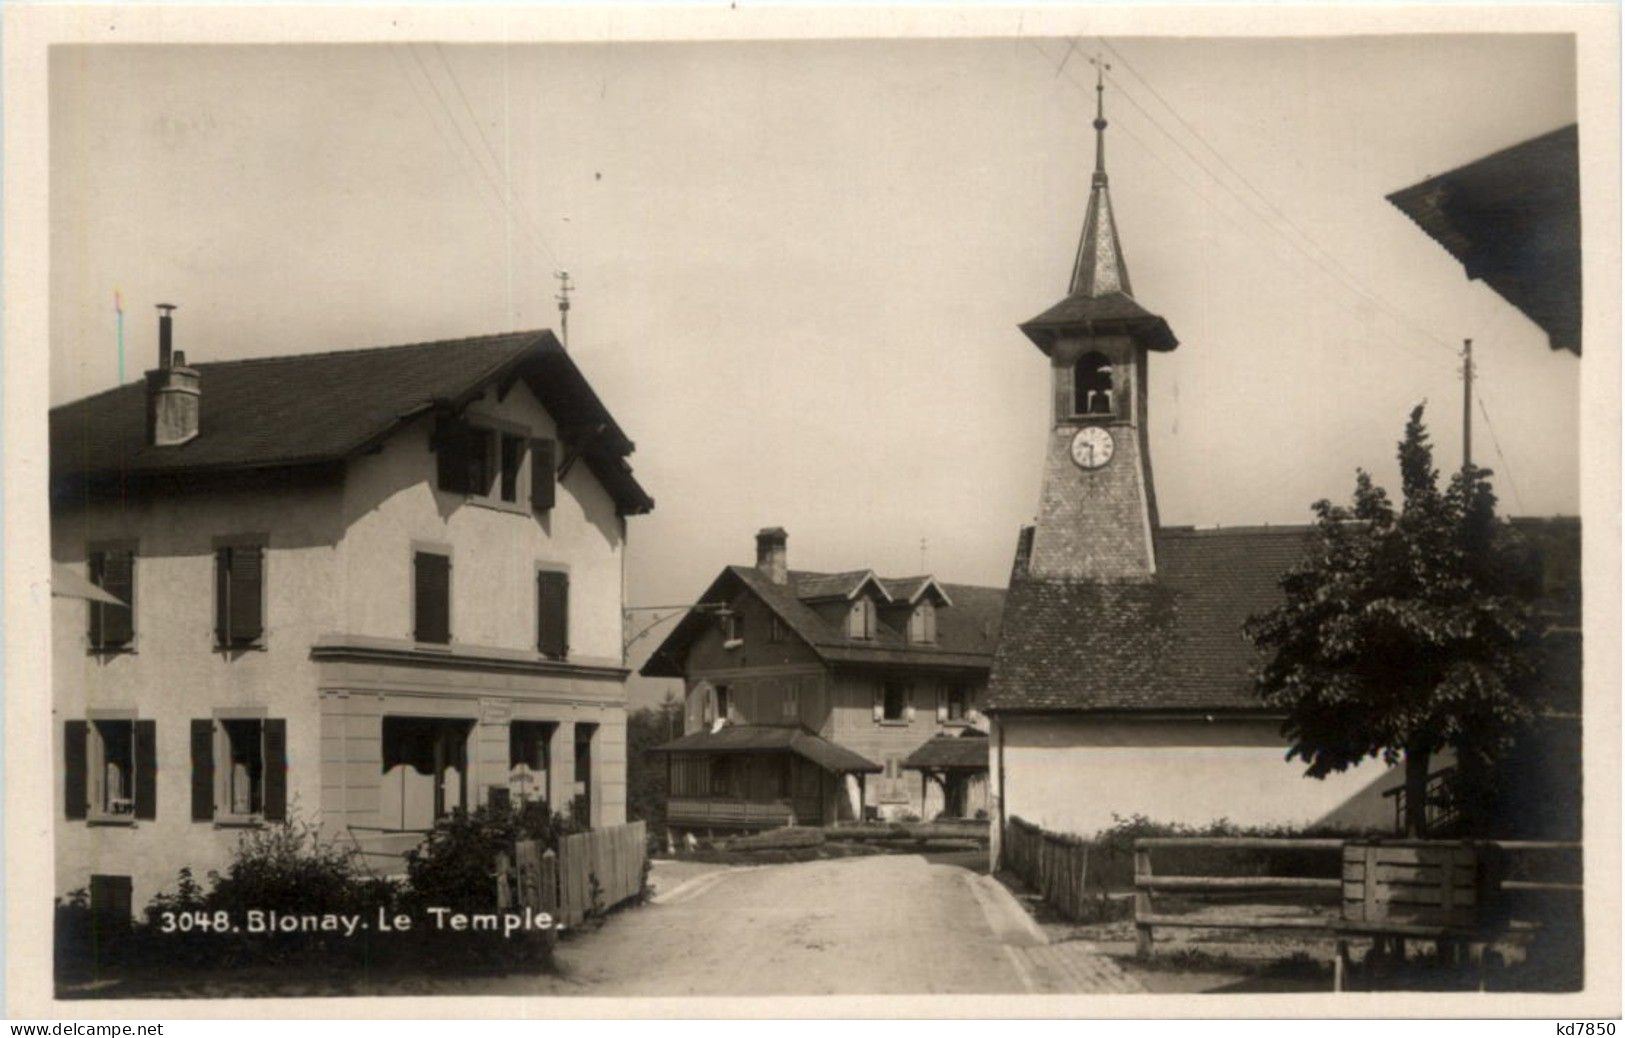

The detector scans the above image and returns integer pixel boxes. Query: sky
[49,35,1580,707]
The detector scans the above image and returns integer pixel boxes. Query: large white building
[51,313,652,914]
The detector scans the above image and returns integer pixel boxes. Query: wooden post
[496,851,513,911]
[540,848,559,916]
[1134,845,1154,958]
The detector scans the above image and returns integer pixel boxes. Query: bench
[1334,841,1487,990]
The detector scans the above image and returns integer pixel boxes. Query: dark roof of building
[1387,124,1580,354]
[1020,290,1178,354]
[652,724,882,774]
[986,516,1583,714]
[901,731,989,771]
[49,329,654,515]
[640,563,1005,678]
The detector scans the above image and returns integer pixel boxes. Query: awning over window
[653,724,881,774]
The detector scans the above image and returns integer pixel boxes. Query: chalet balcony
[652,723,881,833]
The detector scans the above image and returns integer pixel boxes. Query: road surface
[543,853,1141,996]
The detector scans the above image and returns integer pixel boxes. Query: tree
[1245,405,1543,836]
[625,691,685,841]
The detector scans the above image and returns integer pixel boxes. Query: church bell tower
[1019,61,1179,583]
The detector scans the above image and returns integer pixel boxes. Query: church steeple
[1069,58,1133,299]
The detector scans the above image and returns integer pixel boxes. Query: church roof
[1020,290,1178,353]
[1020,69,1178,355]
[984,517,1581,714]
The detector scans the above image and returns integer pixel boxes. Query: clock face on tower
[1070,426,1115,470]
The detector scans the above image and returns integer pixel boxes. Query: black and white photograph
[4,2,1618,1020]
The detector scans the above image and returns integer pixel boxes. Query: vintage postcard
[3,3,1618,1021]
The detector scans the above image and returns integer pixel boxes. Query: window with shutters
[944,684,970,724]
[536,567,569,659]
[847,598,876,640]
[218,719,264,819]
[91,720,136,819]
[86,545,136,651]
[498,433,526,502]
[880,681,908,724]
[908,601,936,644]
[436,414,545,514]
[214,541,266,648]
[413,549,452,645]
[769,615,786,643]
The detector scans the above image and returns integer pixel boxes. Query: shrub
[403,799,579,916]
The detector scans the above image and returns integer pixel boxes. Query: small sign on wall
[480,698,513,724]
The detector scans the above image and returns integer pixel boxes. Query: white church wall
[993,715,1399,841]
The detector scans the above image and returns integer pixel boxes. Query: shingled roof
[50,329,654,515]
[986,517,1583,714]
[1387,124,1580,354]
[652,724,881,774]
[640,563,1005,678]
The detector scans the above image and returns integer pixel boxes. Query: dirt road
[543,853,1141,996]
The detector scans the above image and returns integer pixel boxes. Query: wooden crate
[1342,841,1478,929]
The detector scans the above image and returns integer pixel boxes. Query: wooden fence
[1002,816,1093,921]
[497,820,648,928]
[1132,836,1583,959]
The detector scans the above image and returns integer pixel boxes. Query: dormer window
[847,598,876,640]
[908,601,937,644]
[1073,351,1114,417]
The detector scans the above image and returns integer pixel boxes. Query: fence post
[541,848,559,917]
[496,851,513,911]
[1134,843,1154,958]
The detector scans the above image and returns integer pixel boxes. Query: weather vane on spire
[1088,55,1112,180]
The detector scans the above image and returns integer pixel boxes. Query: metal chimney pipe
[157,304,177,369]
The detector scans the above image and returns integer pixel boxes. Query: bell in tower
[1018,59,1180,583]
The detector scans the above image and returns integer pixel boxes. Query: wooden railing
[1133,836,1583,960]
[667,798,794,828]
[1133,836,1344,956]
[1382,766,1460,835]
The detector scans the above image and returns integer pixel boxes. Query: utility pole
[554,270,574,350]
[1461,338,1474,468]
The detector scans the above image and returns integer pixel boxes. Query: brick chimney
[145,304,200,447]
[755,527,788,585]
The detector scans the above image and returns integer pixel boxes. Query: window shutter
[530,438,556,512]
[435,417,471,494]
[228,546,264,644]
[64,721,88,820]
[537,570,569,657]
[86,552,106,647]
[414,552,451,644]
[101,551,134,646]
[190,720,215,822]
[871,686,883,722]
[133,720,157,820]
[936,687,947,724]
[214,548,231,645]
[263,719,288,822]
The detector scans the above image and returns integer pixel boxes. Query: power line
[1092,64,1459,362]
[398,45,564,277]
[1030,39,1454,374]
[1475,393,1527,514]
[1095,37,1460,362]
[432,43,564,270]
